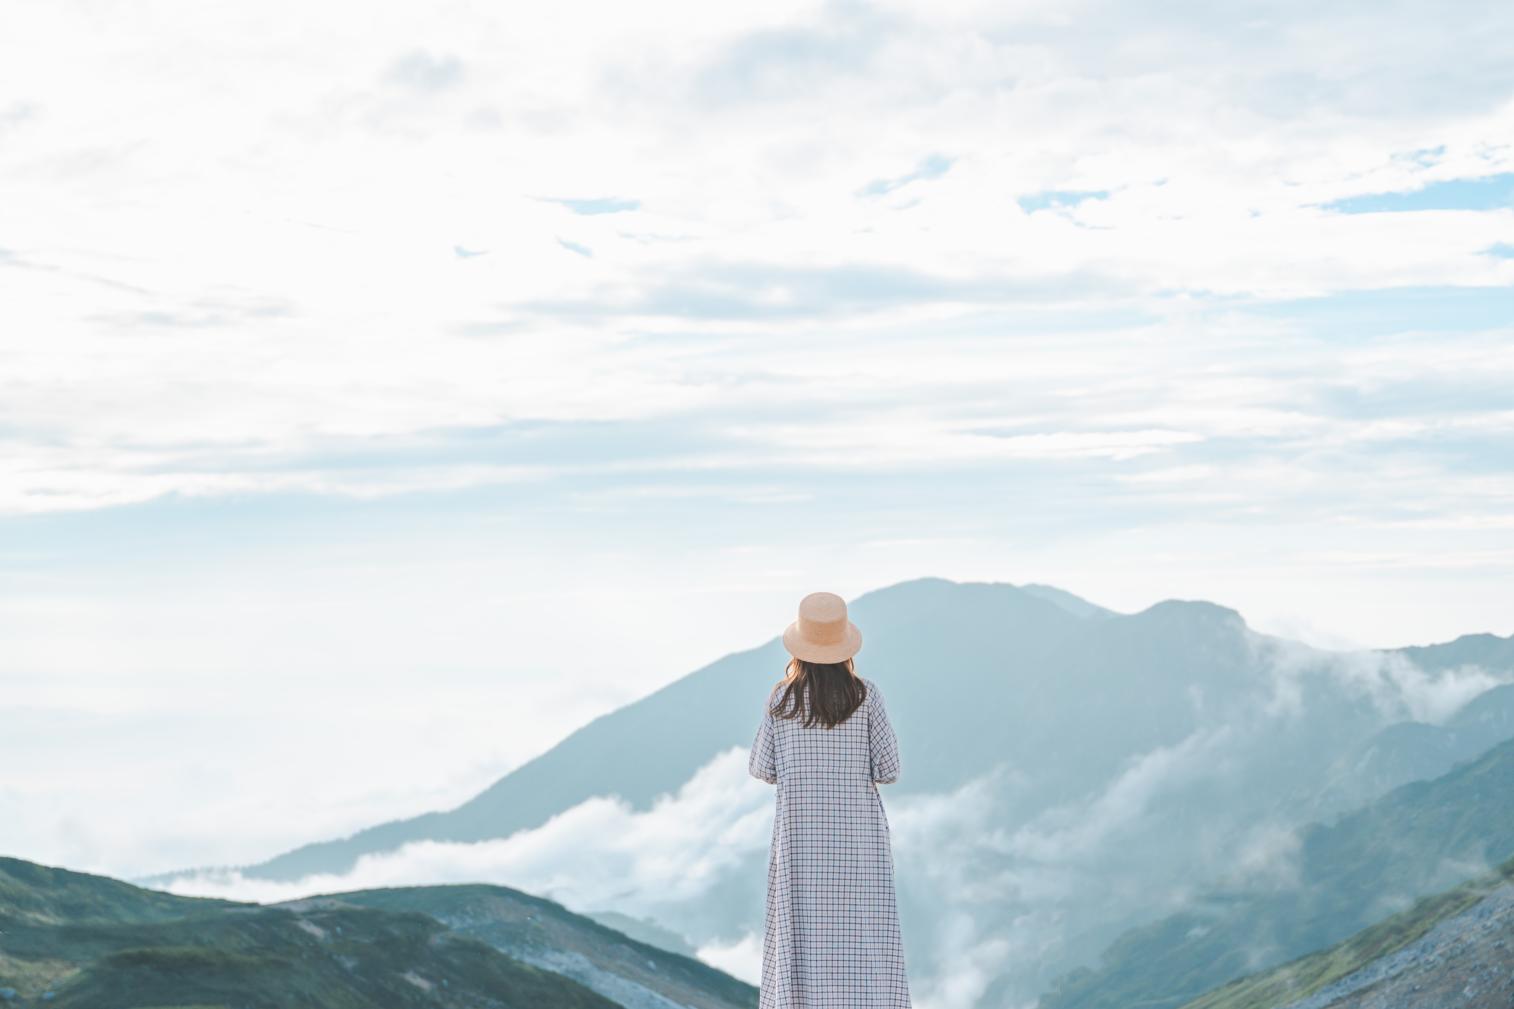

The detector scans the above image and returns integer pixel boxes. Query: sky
[2,0,1513,893]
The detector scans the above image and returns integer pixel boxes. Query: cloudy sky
[3,0,1513,891]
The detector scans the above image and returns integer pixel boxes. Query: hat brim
[783,621,863,663]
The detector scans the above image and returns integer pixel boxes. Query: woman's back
[751,593,910,1008]
[752,675,901,790]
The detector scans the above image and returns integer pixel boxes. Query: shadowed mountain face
[1296,682,1514,820]
[133,577,1514,1006]
[0,856,756,1009]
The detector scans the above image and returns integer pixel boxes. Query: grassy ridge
[0,858,635,1008]
[42,906,622,1009]
[0,857,247,926]
[334,883,760,1008]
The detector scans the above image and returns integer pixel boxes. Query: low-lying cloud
[156,745,773,912]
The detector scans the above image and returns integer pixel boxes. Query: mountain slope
[1018,583,1118,620]
[1397,632,1514,676]
[0,856,755,1009]
[1299,681,1514,819]
[129,577,1514,1007]
[314,884,755,1009]
[1177,850,1514,1009]
[146,577,1098,883]
[1035,735,1514,1009]
[0,855,243,925]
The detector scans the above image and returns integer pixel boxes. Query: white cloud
[1005,728,1233,862]
[1225,820,1304,890]
[153,745,773,911]
[2,0,1513,515]
[140,750,1050,1004]
[1248,628,1513,725]
[694,930,763,985]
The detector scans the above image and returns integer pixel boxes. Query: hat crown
[782,590,862,663]
[796,591,848,645]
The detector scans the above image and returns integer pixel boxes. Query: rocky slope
[1177,852,1514,1009]
[1036,736,1514,1009]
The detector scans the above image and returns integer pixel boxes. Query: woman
[749,590,911,1008]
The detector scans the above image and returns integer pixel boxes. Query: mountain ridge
[140,579,1514,891]
[0,855,757,1009]
[136,576,1105,885]
[115,576,1514,1006]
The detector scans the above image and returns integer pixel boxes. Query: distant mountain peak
[1135,597,1248,628]
[859,575,1116,616]
[1394,629,1514,672]
[1018,582,1119,620]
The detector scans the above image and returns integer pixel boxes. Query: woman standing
[749,590,911,1008]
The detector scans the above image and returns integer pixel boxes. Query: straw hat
[782,591,863,663]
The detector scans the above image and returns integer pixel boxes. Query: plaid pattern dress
[749,675,911,1008]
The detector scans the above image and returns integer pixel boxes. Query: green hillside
[295,883,758,1009]
[0,856,754,1008]
[0,855,247,925]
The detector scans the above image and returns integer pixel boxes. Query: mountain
[1398,631,1514,675]
[580,909,701,958]
[1177,850,1514,1009]
[133,577,1514,1006]
[1017,583,1118,621]
[139,580,1309,883]
[1298,682,1514,819]
[0,854,242,925]
[139,577,1107,882]
[1034,734,1514,1009]
[0,856,755,1009]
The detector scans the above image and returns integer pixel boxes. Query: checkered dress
[749,675,911,1008]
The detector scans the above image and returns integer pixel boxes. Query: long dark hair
[769,656,867,729]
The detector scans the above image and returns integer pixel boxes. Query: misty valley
[5,578,1514,1008]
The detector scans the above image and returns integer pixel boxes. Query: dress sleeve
[869,683,901,784]
[749,691,778,784]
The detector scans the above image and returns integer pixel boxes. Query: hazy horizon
[6,572,1508,885]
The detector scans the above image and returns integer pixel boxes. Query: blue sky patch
[1321,172,1514,213]
[857,153,953,197]
[543,196,642,214]
[1229,284,1514,337]
[1017,189,1109,213]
